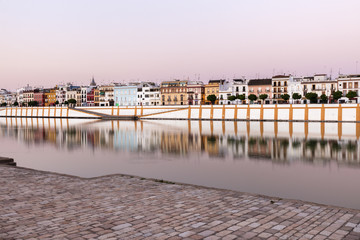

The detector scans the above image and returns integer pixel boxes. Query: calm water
[1,118,360,209]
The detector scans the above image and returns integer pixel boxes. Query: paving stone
[0,165,360,239]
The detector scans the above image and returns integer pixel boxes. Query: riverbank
[1,165,360,239]
[1,104,360,122]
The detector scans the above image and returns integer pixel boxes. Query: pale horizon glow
[1,0,360,90]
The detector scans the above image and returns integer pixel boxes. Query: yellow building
[160,80,188,105]
[94,89,100,106]
[204,80,224,104]
[44,89,56,106]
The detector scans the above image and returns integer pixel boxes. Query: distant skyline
[1,0,360,90]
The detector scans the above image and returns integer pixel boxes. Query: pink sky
[1,0,360,90]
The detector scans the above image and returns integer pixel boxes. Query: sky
[1,0,360,90]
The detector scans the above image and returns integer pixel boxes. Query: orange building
[44,89,56,106]
[204,80,225,104]
[160,80,188,105]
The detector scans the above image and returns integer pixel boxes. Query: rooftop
[248,79,272,86]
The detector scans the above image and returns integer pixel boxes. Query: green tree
[305,92,318,103]
[292,93,302,103]
[281,94,290,102]
[13,102,19,106]
[64,101,68,105]
[227,95,236,101]
[207,94,217,104]
[259,94,268,102]
[237,94,246,101]
[1,102,7,107]
[332,91,343,101]
[248,94,258,103]
[28,101,38,107]
[67,99,77,105]
[55,100,59,105]
[346,90,357,99]
[320,94,328,103]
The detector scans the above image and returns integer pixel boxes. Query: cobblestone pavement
[1,166,360,240]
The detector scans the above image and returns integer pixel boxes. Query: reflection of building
[1,119,360,167]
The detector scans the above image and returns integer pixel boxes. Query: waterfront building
[160,80,188,105]
[55,85,67,105]
[337,74,360,97]
[16,84,32,106]
[232,79,248,100]
[219,81,232,105]
[34,90,45,106]
[247,79,272,103]
[87,88,95,106]
[302,74,337,103]
[23,90,34,106]
[272,75,292,103]
[288,77,303,103]
[76,89,82,107]
[114,83,139,106]
[66,89,78,103]
[187,81,205,105]
[44,89,56,106]
[98,85,115,106]
[137,82,160,106]
[204,80,225,104]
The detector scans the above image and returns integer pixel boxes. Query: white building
[137,82,160,106]
[337,74,360,97]
[231,79,248,104]
[288,77,303,103]
[219,81,232,105]
[301,74,337,103]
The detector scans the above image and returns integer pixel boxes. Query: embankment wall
[0,104,359,122]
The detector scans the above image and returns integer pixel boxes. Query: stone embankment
[1,165,360,239]
[1,104,360,122]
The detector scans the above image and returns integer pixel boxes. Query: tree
[332,91,343,101]
[248,94,258,103]
[67,99,77,104]
[281,94,290,102]
[55,100,59,105]
[346,91,357,99]
[292,93,302,103]
[227,95,236,101]
[28,101,38,107]
[259,94,268,102]
[1,102,7,107]
[64,101,68,105]
[305,92,318,103]
[320,94,328,103]
[237,94,246,101]
[207,94,217,104]
[13,102,19,106]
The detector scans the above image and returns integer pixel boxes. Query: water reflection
[1,118,360,168]
[2,118,360,209]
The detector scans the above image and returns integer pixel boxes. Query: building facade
[204,80,225,104]
[248,79,272,103]
[160,80,188,105]
[187,81,205,105]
